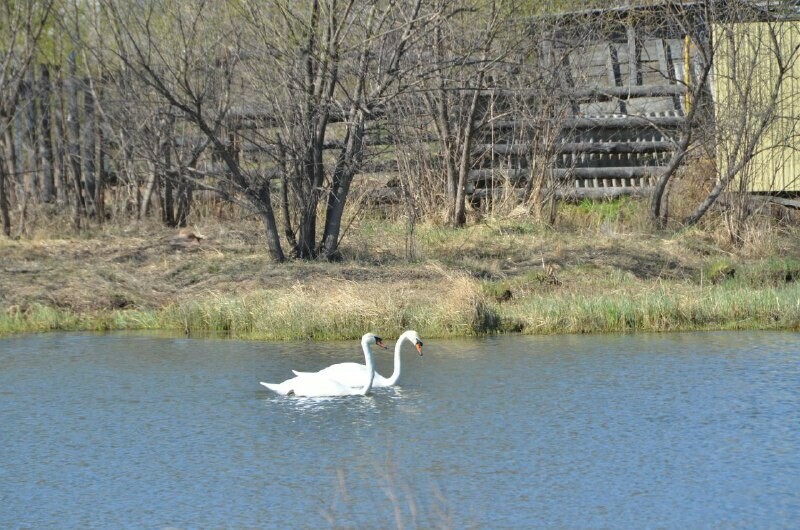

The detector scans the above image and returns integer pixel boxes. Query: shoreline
[4,277,799,340]
[3,217,800,340]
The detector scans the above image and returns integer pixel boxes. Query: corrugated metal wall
[713,22,800,193]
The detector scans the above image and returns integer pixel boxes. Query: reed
[5,276,799,339]
[153,271,495,341]
[500,282,800,334]
[0,304,162,335]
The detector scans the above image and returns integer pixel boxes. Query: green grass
[0,305,163,335]
[497,282,800,334]
[4,274,800,339]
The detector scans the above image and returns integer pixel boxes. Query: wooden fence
[468,30,704,202]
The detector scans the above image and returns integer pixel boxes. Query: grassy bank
[3,202,800,340]
[3,273,800,339]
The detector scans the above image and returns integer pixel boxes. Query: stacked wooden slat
[469,28,705,202]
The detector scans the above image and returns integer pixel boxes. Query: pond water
[1,331,798,528]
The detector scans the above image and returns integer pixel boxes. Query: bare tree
[0,0,55,237]
[95,0,286,259]
[507,16,577,225]
[648,1,714,228]
[236,0,432,259]
[420,0,508,227]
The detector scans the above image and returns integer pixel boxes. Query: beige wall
[713,22,800,193]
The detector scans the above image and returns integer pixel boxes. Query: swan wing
[262,374,359,397]
[288,374,359,397]
[293,363,390,388]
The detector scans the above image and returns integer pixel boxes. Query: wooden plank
[607,43,625,113]
[553,166,662,179]
[640,39,662,61]
[481,84,685,101]
[469,186,655,201]
[562,114,685,129]
[627,26,641,86]
[755,195,800,209]
[473,144,529,156]
[473,141,675,156]
[655,39,669,80]
[556,49,581,115]
[580,102,621,116]
[555,140,675,154]
[608,43,622,87]
[481,113,686,132]
[469,165,665,184]
[573,64,615,81]
[625,97,678,115]
[571,44,612,68]
[469,168,528,184]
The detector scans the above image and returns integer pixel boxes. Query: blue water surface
[1,331,798,528]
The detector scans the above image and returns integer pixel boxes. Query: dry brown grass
[4,190,800,338]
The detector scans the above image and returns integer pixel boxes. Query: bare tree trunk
[141,164,157,218]
[53,69,68,206]
[650,127,693,228]
[163,173,174,226]
[295,143,322,259]
[24,70,39,206]
[175,172,192,227]
[277,144,298,256]
[428,24,458,200]
[320,0,422,259]
[321,110,366,260]
[256,180,285,262]
[94,80,106,222]
[164,113,177,226]
[39,64,54,203]
[452,85,483,227]
[0,152,10,237]
[82,76,96,216]
[12,103,28,234]
[402,178,417,262]
[3,127,19,201]
[66,52,85,221]
[649,21,715,228]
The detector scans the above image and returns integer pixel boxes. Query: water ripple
[0,331,798,528]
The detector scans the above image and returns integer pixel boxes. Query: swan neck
[360,340,375,395]
[386,334,406,385]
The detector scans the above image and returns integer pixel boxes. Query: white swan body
[260,333,385,397]
[292,330,423,388]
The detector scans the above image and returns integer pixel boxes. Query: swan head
[402,330,424,356]
[362,333,387,349]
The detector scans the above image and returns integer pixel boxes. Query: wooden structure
[713,21,800,193]
[470,4,709,202]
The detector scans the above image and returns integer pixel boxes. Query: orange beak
[376,339,388,349]
[415,342,423,356]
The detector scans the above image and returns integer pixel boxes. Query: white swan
[260,333,386,397]
[292,330,423,388]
